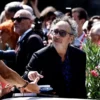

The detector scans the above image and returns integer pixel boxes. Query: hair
[0,20,19,48]
[22,4,34,15]
[72,7,88,20]
[14,9,34,20]
[90,23,100,35]
[50,15,78,37]
[4,1,23,13]
[90,15,100,21]
[0,10,6,24]
[87,15,100,31]
[40,6,56,17]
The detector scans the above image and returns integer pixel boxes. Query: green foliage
[83,39,100,99]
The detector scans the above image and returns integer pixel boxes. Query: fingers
[25,82,40,93]
[28,71,37,81]
[28,71,44,81]
[37,73,44,78]
[33,77,40,84]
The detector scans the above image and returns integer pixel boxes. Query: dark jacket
[15,29,44,75]
[24,44,87,98]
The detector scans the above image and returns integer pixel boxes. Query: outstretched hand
[28,71,44,81]
[20,77,40,93]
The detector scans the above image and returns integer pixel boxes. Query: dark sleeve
[0,50,16,61]
[22,53,40,80]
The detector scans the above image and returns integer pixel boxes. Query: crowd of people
[0,0,100,99]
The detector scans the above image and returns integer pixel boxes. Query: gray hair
[50,16,78,37]
[14,9,35,20]
[91,22,100,35]
[22,5,34,15]
[4,1,23,13]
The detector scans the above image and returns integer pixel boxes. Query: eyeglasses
[52,29,71,37]
[11,17,30,23]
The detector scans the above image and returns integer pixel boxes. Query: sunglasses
[11,17,30,23]
[52,29,71,37]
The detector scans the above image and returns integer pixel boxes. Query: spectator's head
[87,15,100,32]
[0,20,19,48]
[90,23,100,45]
[40,6,56,30]
[49,16,78,48]
[4,1,23,20]
[72,7,88,27]
[90,15,100,23]
[12,9,34,36]
[40,6,56,17]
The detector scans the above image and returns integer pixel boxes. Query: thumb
[33,77,40,84]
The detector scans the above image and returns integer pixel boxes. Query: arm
[30,0,40,18]
[0,60,40,93]
[21,0,28,5]
[0,50,16,61]
[0,75,8,84]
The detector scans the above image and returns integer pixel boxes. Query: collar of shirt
[18,28,32,43]
[74,31,86,46]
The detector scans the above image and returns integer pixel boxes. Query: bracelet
[18,81,29,90]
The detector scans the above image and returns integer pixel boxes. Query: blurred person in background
[72,7,88,48]
[4,1,23,20]
[87,15,100,35]
[82,15,100,41]
[89,22,100,46]
[0,20,19,50]
[40,6,56,35]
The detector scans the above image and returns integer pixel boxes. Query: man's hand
[30,0,38,7]
[28,71,43,81]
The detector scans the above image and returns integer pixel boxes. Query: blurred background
[0,0,100,18]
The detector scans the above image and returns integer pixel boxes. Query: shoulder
[69,45,86,56]
[28,33,42,40]
[26,32,43,45]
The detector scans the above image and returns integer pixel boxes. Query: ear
[69,35,74,44]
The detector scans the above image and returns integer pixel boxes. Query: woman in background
[0,20,19,50]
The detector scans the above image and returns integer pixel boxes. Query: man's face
[52,21,73,49]
[12,13,31,36]
[72,12,80,25]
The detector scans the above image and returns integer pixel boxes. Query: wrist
[18,81,29,89]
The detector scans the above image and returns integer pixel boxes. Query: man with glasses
[11,9,44,76]
[23,16,87,98]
